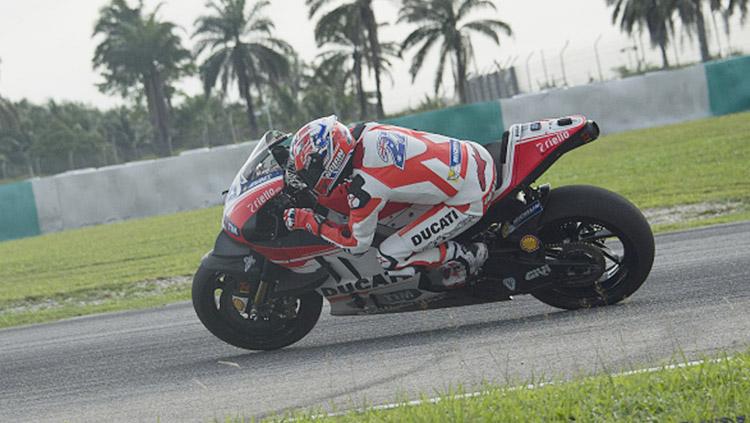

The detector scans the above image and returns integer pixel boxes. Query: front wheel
[531,185,655,310]
[192,264,323,350]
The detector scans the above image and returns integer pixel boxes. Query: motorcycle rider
[283,115,495,288]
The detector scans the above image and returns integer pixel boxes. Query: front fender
[199,231,331,298]
[212,231,252,257]
[199,231,255,276]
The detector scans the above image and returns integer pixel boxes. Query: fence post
[594,34,604,81]
[525,51,535,92]
[560,40,570,86]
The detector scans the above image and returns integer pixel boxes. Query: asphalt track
[1,222,749,422]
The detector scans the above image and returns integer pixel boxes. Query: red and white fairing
[493,115,588,202]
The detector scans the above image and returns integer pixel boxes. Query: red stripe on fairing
[248,243,338,264]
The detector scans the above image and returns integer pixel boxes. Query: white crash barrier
[31,142,255,233]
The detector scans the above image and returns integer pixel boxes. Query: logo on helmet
[324,150,346,179]
[377,132,406,170]
[312,123,329,148]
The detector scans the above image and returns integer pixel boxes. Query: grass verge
[1,112,749,328]
[276,351,750,422]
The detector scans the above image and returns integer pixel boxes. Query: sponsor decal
[247,185,282,213]
[232,297,248,312]
[519,234,541,253]
[447,140,462,181]
[512,201,542,227]
[376,132,407,169]
[243,255,256,272]
[238,170,284,197]
[502,277,517,291]
[535,130,570,154]
[525,264,552,281]
[223,217,240,236]
[410,209,460,246]
[320,273,404,297]
[502,201,543,238]
[322,149,346,181]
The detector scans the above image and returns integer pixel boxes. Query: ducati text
[410,209,460,246]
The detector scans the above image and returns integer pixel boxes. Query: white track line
[317,357,730,418]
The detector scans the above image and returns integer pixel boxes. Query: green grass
[1,112,749,328]
[0,206,222,327]
[277,351,750,422]
[541,112,750,209]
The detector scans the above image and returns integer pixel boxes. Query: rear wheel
[192,265,323,350]
[531,185,655,310]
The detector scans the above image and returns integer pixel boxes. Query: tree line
[608,0,747,69]
[0,0,746,180]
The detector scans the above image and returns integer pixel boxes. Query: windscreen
[224,133,291,207]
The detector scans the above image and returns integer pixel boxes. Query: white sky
[1,0,749,115]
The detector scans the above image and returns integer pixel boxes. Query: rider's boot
[380,241,488,289]
[427,241,489,290]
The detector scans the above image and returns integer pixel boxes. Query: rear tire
[192,265,323,350]
[531,185,655,310]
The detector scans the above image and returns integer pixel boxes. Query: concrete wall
[32,142,254,233]
[500,64,711,134]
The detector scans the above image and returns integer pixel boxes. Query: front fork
[248,280,270,319]
[231,257,271,317]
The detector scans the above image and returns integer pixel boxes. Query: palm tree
[0,99,37,177]
[674,0,748,62]
[314,6,371,120]
[0,96,19,178]
[93,0,191,156]
[193,0,292,136]
[307,0,387,118]
[399,0,512,104]
[607,0,675,68]
[302,61,358,122]
[0,96,16,130]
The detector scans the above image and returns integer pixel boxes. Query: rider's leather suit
[303,123,496,272]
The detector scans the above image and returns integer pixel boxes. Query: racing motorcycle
[192,115,655,350]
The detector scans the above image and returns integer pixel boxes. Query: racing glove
[283,208,326,235]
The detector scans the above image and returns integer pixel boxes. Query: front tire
[531,185,655,310]
[192,265,323,350]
